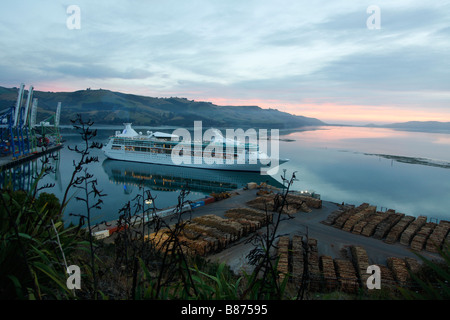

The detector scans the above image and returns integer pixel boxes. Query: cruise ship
[102,123,288,172]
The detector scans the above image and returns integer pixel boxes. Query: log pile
[350,246,370,287]
[404,257,422,274]
[277,236,290,282]
[425,220,450,253]
[333,207,358,229]
[246,193,321,215]
[384,215,416,244]
[225,207,272,234]
[334,259,359,294]
[146,227,214,256]
[193,215,244,241]
[410,222,437,252]
[342,206,376,233]
[379,265,396,288]
[291,235,304,284]
[146,209,274,257]
[372,212,405,240]
[387,257,410,285]
[360,212,389,237]
[351,212,378,235]
[319,255,337,292]
[286,194,322,209]
[321,209,346,226]
[399,216,427,246]
[306,238,321,291]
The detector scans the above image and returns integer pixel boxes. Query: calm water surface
[3,125,450,224]
[280,126,450,221]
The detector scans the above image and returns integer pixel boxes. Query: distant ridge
[366,121,450,133]
[0,86,324,129]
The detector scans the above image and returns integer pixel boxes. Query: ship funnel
[118,123,139,137]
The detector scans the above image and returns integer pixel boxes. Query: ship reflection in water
[102,159,285,194]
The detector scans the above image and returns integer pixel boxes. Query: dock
[0,144,63,172]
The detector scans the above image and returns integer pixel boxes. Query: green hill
[0,86,324,128]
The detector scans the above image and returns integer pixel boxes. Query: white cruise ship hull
[103,148,282,172]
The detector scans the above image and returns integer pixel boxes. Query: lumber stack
[342,206,376,232]
[334,259,359,294]
[246,193,320,215]
[193,215,244,241]
[373,212,405,240]
[351,212,377,235]
[306,238,321,291]
[387,257,410,285]
[321,209,346,226]
[333,207,358,229]
[384,215,415,244]
[410,222,437,252]
[360,212,389,237]
[277,236,290,282]
[351,246,370,287]
[319,255,337,292]
[286,194,322,209]
[379,265,397,288]
[225,207,272,234]
[291,235,304,284]
[404,257,422,274]
[425,220,450,253]
[399,216,427,246]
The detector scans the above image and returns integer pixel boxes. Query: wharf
[92,184,446,277]
[0,144,63,171]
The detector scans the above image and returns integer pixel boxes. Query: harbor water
[1,125,450,225]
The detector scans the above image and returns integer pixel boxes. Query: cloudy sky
[0,0,449,124]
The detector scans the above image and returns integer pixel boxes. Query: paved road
[193,188,440,274]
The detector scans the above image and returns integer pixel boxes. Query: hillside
[0,86,324,129]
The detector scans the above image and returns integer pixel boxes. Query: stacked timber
[425,220,450,253]
[225,207,272,235]
[306,238,321,291]
[399,216,427,246]
[360,211,389,237]
[384,215,416,244]
[334,259,359,294]
[351,212,377,235]
[147,228,212,256]
[246,193,320,215]
[291,235,304,284]
[351,246,370,288]
[333,207,357,229]
[286,194,322,209]
[404,257,422,274]
[387,257,410,285]
[193,215,244,240]
[379,265,397,288]
[321,209,346,226]
[410,222,437,252]
[319,255,337,292]
[277,236,290,282]
[342,205,376,232]
[184,222,230,250]
[373,212,405,240]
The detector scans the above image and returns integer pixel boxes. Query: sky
[0,0,449,125]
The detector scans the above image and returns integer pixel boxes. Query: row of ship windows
[113,145,240,158]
